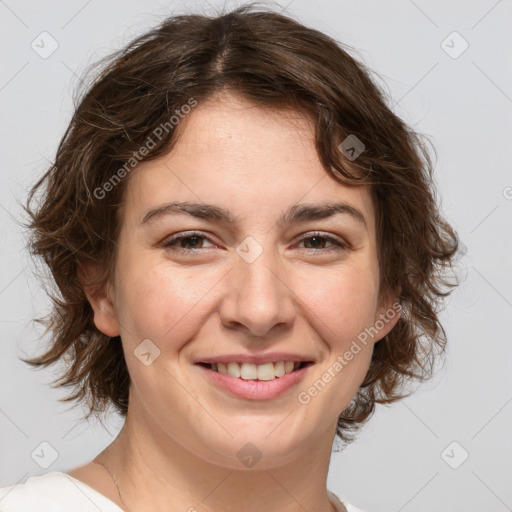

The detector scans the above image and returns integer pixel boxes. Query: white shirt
[0,472,365,512]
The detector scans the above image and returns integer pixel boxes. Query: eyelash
[161,231,349,254]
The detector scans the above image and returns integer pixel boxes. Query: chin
[189,421,313,470]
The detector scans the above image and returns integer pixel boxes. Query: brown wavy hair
[22,2,459,443]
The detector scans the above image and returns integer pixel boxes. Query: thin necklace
[96,459,342,512]
[96,459,135,512]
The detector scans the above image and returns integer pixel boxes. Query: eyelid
[161,230,350,253]
[295,231,350,251]
[161,231,219,250]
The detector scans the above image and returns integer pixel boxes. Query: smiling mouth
[195,361,314,381]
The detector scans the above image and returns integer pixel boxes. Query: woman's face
[90,92,399,468]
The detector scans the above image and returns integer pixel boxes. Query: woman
[0,3,458,511]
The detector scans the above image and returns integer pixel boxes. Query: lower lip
[195,364,312,400]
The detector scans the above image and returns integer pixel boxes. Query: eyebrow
[140,201,367,231]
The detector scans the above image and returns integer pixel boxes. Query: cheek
[296,265,379,399]
[300,263,380,343]
[114,256,218,346]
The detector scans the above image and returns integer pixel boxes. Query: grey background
[1,1,511,511]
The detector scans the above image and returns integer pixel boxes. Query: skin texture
[70,91,400,512]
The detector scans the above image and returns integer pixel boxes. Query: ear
[372,289,402,344]
[79,262,121,338]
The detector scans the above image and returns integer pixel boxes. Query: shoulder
[0,472,122,512]
[328,489,367,512]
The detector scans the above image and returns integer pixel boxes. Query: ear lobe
[79,262,121,338]
[372,293,402,344]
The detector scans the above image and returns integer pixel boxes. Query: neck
[94,396,340,512]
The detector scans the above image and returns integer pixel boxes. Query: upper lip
[195,353,316,365]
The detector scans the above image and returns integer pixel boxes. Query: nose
[218,245,296,339]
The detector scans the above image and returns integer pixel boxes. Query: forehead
[121,93,375,232]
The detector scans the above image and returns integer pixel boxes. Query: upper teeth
[211,361,301,380]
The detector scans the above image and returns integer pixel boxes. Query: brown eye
[162,232,215,252]
[297,233,348,252]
